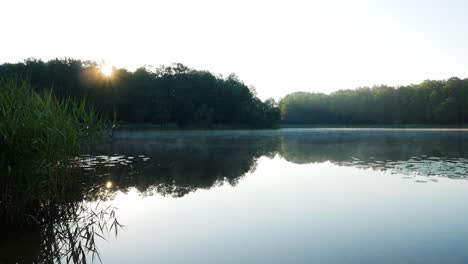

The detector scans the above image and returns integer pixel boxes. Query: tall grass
[0,79,122,263]
[0,78,105,225]
[0,78,103,163]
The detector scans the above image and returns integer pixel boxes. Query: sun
[100,64,113,77]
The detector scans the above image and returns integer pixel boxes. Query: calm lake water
[4,128,468,263]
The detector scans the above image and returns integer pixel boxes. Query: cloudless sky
[1,0,467,99]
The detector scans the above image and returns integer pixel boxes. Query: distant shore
[113,123,468,131]
[115,123,258,131]
[279,124,468,129]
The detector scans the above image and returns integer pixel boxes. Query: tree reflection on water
[84,131,468,198]
[3,130,468,263]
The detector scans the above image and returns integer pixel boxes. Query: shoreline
[114,123,468,132]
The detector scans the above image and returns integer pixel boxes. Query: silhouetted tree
[0,59,281,128]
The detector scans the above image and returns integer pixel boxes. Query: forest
[0,59,280,128]
[279,78,468,125]
[2,58,468,127]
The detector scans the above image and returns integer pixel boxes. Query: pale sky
[1,0,467,99]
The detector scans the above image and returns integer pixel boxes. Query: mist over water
[4,129,468,263]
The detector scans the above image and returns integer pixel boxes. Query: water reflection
[81,130,468,199]
[4,129,468,263]
[279,130,468,180]
[0,200,122,263]
[79,136,279,198]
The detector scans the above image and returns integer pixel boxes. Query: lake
[3,128,468,263]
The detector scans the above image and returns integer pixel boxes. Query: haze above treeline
[1,58,468,127]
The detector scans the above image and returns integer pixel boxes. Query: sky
[1,0,468,99]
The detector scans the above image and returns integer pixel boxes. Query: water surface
[3,129,468,263]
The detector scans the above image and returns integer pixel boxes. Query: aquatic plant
[0,200,123,264]
[0,78,105,225]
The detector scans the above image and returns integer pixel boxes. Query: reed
[0,78,105,225]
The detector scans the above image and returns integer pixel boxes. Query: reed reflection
[0,198,122,263]
[4,130,468,263]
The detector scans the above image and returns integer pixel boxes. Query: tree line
[279,78,468,125]
[2,58,467,127]
[0,58,280,128]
